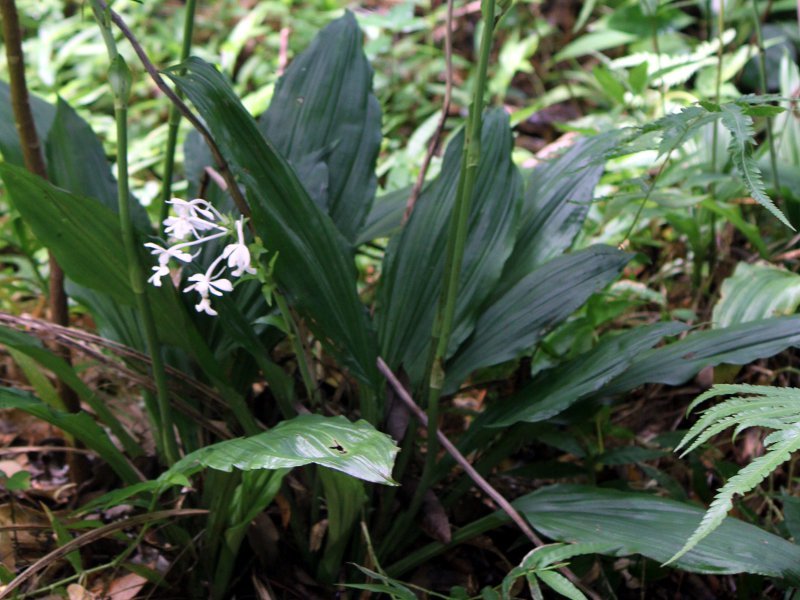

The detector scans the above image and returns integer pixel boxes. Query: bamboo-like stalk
[384,0,498,550]
[158,0,198,234]
[0,0,91,483]
[419,0,496,505]
[90,2,180,465]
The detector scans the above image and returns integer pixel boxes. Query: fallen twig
[377,357,600,600]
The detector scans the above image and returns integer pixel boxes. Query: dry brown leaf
[67,583,95,600]
[308,519,328,552]
[99,572,149,600]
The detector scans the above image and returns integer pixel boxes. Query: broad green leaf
[0,164,255,425]
[378,110,522,385]
[0,80,54,168]
[601,316,800,395]
[713,262,800,328]
[0,89,149,352]
[500,132,618,290]
[486,321,686,427]
[168,58,379,389]
[535,571,585,600]
[45,97,149,230]
[169,414,398,485]
[0,163,132,303]
[259,12,381,243]
[445,245,631,389]
[0,387,139,484]
[514,484,800,581]
[555,30,639,62]
[0,164,195,344]
[43,96,151,350]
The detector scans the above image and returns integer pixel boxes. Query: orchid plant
[145,198,255,316]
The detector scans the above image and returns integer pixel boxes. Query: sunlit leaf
[170,414,399,485]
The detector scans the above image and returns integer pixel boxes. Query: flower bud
[108,55,132,104]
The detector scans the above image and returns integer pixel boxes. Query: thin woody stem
[0,0,90,483]
[378,358,541,545]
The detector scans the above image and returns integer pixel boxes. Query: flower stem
[274,290,319,405]
[158,0,197,235]
[91,1,179,465]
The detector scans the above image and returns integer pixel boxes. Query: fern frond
[685,384,800,414]
[670,384,800,565]
[667,423,800,565]
[679,406,799,456]
[720,103,793,229]
[641,106,717,158]
[677,390,800,454]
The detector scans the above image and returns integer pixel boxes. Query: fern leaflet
[720,103,793,229]
[667,385,800,565]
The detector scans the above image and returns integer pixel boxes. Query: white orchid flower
[184,271,234,298]
[146,198,261,318]
[147,264,170,287]
[164,198,224,240]
[194,296,218,316]
[222,219,256,277]
[144,242,193,266]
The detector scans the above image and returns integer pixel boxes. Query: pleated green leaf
[513,484,800,581]
[0,387,139,484]
[601,316,800,395]
[713,262,800,328]
[258,11,381,243]
[486,321,686,427]
[170,414,399,485]
[377,109,522,385]
[500,132,618,290]
[0,86,149,231]
[167,58,378,388]
[445,245,631,389]
[356,186,409,245]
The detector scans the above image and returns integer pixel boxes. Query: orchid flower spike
[146,198,259,317]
